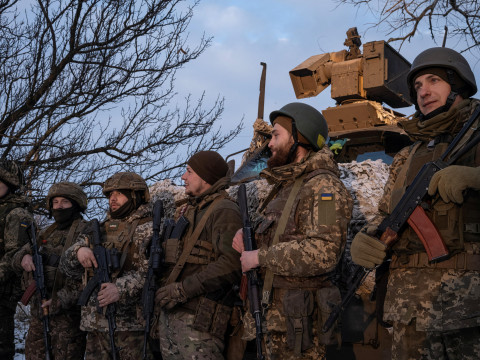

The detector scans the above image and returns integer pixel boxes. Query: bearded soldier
[232,103,353,359]
[60,172,153,360]
[351,47,480,359]
[153,150,242,359]
[0,160,33,360]
[12,182,88,359]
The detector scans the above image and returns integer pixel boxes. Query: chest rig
[101,219,140,276]
[390,139,480,255]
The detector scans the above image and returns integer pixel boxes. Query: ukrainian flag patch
[320,193,333,201]
[20,222,28,228]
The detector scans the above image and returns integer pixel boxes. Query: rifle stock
[238,184,264,360]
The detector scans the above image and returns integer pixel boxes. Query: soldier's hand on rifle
[155,282,188,310]
[98,282,120,307]
[21,254,35,272]
[232,228,245,253]
[428,165,480,204]
[240,250,260,273]
[350,227,386,269]
[77,246,98,269]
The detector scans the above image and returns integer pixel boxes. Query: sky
[171,0,480,169]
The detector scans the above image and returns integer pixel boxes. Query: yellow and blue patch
[320,193,333,201]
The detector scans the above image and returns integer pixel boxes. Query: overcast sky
[172,0,480,167]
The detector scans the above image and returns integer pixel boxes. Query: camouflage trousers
[392,319,480,360]
[25,311,86,360]
[158,309,225,359]
[0,304,15,360]
[263,331,326,360]
[85,330,145,360]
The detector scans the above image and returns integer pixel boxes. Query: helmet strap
[287,120,299,163]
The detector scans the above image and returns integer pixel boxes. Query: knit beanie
[187,151,229,185]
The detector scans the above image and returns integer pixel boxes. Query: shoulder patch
[317,192,336,226]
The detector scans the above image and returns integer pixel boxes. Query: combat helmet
[46,182,88,212]
[0,160,24,191]
[407,47,477,106]
[103,172,150,203]
[269,102,328,152]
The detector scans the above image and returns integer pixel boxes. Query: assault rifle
[142,200,170,360]
[77,219,120,360]
[323,105,480,332]
[238,184,264,360]
[29,223,53,360]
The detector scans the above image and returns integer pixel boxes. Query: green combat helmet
[46,182,88,212]
[103,172,150,203]
[407,47,477,107]
[0,160,25,192]
[269,102,328,157]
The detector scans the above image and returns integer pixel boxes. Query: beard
[267,142,292,168]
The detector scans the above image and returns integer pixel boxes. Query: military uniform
[155,175,242,359]
[61,202,153,360]
[373,98,480,359]
[13,218,89,360]
[0,161,33,360]
[247,147,353,360]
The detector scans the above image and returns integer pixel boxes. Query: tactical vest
[38,218,86,295]
[0,201,21,258]
[256,170,338,289]
[390,139,480,255]
[101,217,150,276]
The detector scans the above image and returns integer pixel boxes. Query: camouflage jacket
[251,146,353,336]
[12,217,89,317]
[0,193,33,306]
[170,176,242,306]
[257,146,353,279]
[60,203,153,332]
[375,98,480,331]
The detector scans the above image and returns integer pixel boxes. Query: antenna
[442,26,448,47]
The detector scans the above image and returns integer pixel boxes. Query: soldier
[0,160,33,360]
[153,150,242,359]
[12,182,89,359]
[60,172,153,360]
[350,47,480,359]
[232,103,353,359]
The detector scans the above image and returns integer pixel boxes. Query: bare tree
[0,0,242,215]
[336,0,480,52]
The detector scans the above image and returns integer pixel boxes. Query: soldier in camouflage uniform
[60,172,153,360]
[233,103,353,360]
[153,150,242,359]
[351,47,480,359]
[12,182,88,360]
[0,160,33,360]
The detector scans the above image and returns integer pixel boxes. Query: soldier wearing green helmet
[60,171,154,360]
[351,47,480,359]
[12,181,89,359]
[0,160,33,360]
[232,102,353,359]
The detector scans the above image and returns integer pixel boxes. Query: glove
[428,166,480,204]
[155,282,188,310]
[350,231,386,269]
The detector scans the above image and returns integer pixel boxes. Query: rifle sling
[166,197,223,285]
[261,174,306,308]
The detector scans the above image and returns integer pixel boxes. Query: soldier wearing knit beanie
[182,150,229,196]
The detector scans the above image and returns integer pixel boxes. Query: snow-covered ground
[14,159,389,358]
